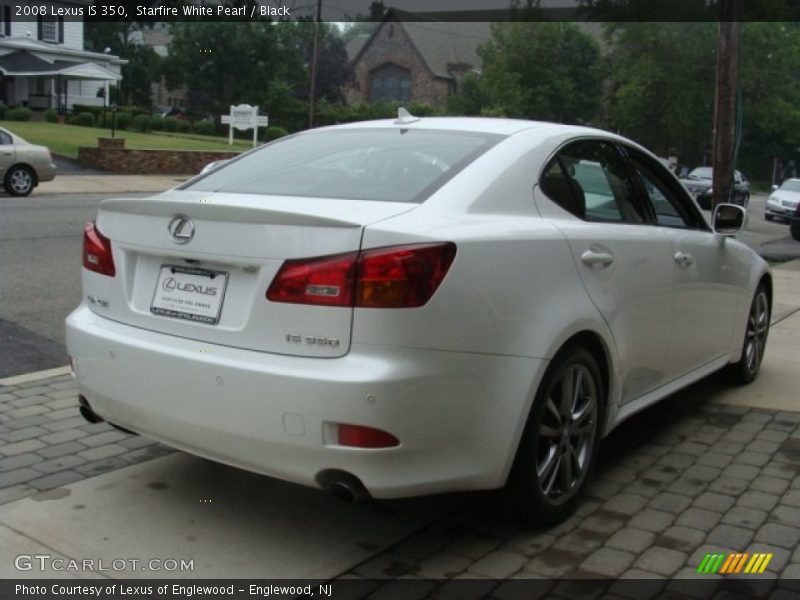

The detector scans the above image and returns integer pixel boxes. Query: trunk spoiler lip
[100,192,420,229]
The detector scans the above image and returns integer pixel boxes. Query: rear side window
[184,128,504,203]
[541,140,646,224]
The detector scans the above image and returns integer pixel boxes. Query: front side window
[626,147,706,230]
[184,128,504,204]
[541,140,646,224]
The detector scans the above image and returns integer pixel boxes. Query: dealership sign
[221,104,268,147]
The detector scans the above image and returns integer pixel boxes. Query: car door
[538,139,675,405]
[624,147,744,379]
[0,130,16,180]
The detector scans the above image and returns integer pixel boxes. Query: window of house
[0,6,11,36]
[369,63,411,103]
[40,16,58,43]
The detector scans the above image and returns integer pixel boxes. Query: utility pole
[308,0,322,128]
[711,0,741,210]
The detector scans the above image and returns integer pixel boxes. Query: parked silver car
[0,126,57,196]
[765,178,800,240]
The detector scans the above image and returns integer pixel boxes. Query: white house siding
[2,5,83,49]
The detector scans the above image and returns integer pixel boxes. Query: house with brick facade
[0,0,124,111]
[345,11,491,107]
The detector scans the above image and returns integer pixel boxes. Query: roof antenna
[395,107,420,125]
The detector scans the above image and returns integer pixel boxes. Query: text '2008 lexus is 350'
[67,113,770,524]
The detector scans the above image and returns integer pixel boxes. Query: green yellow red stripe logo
[697,552,773,574]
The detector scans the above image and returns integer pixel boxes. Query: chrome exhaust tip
[316,469,372,503]
[78,395,103,424]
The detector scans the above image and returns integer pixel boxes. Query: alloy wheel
[744,290,769,376]
[536,363,598,505]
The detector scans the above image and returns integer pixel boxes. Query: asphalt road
[0,192,798,379]
[0,192,149,378]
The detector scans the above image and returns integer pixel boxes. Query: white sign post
[221,104,269,148]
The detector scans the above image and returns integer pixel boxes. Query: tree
[738,23,800,180]
[277,22,354,104]
[84,22,161,107]
[448,22,603,124]
[163,22,285,115]
[604,23,717,165]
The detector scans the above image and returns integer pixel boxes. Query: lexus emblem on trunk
[168,215,195,244]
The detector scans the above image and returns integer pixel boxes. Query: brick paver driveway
[1,370,799,597]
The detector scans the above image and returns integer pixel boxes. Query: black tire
[727,284,770,385]
[506,345,604,525]
[765,213,774,222]
[791,222,800,242]
[4,165,35,197]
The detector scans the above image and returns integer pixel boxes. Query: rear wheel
[4,165,35,196]
[506,345,603,525]
[728,285,770,385]
[765,213,774,222]
[791,222,800,241]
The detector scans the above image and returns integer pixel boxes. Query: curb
[0,366,70,386]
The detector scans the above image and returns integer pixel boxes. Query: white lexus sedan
[66,115,771,524]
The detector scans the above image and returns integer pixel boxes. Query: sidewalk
[1,264,799,589]
[35,174,189,195]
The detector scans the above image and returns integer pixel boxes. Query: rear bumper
[66,305,545,499]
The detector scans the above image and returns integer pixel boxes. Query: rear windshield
[183,128,504,203]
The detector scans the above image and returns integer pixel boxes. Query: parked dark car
[680,167,751,210]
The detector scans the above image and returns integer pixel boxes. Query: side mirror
[772,184,779,192]
[713,203,746,236]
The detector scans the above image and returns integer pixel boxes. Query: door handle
[674,251,694,267]
[581,249,614,268]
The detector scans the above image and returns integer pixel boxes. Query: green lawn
[0,120,252,159]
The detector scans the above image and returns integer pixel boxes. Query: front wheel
[506,346,603,525]
[728,285,770,385]
[791,221,800,241]
[4,165,35,196]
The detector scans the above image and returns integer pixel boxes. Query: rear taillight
[82,221,115,277]
[266,242,456,308]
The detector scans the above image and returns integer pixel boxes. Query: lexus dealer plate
[151,265,228,324]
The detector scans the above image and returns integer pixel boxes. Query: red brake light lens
[356,243,456,308]
[266,252,355,307]
[266,242,456,308]
[82,221,116,277]
[338,424,400,448]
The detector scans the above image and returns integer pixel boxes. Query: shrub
[262,126,288,142]
[131,114,151,132]
[73,112,95,127]
[191,120,215,136]
[44,108,58,123]
[161,117,179,132]
[114,111,133,130]
[118,105,149,118]
[71,104,103,119]
[7,107,32,121]
[0,102,7,120]
[175,119,191,133]
[150,116,165,131]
